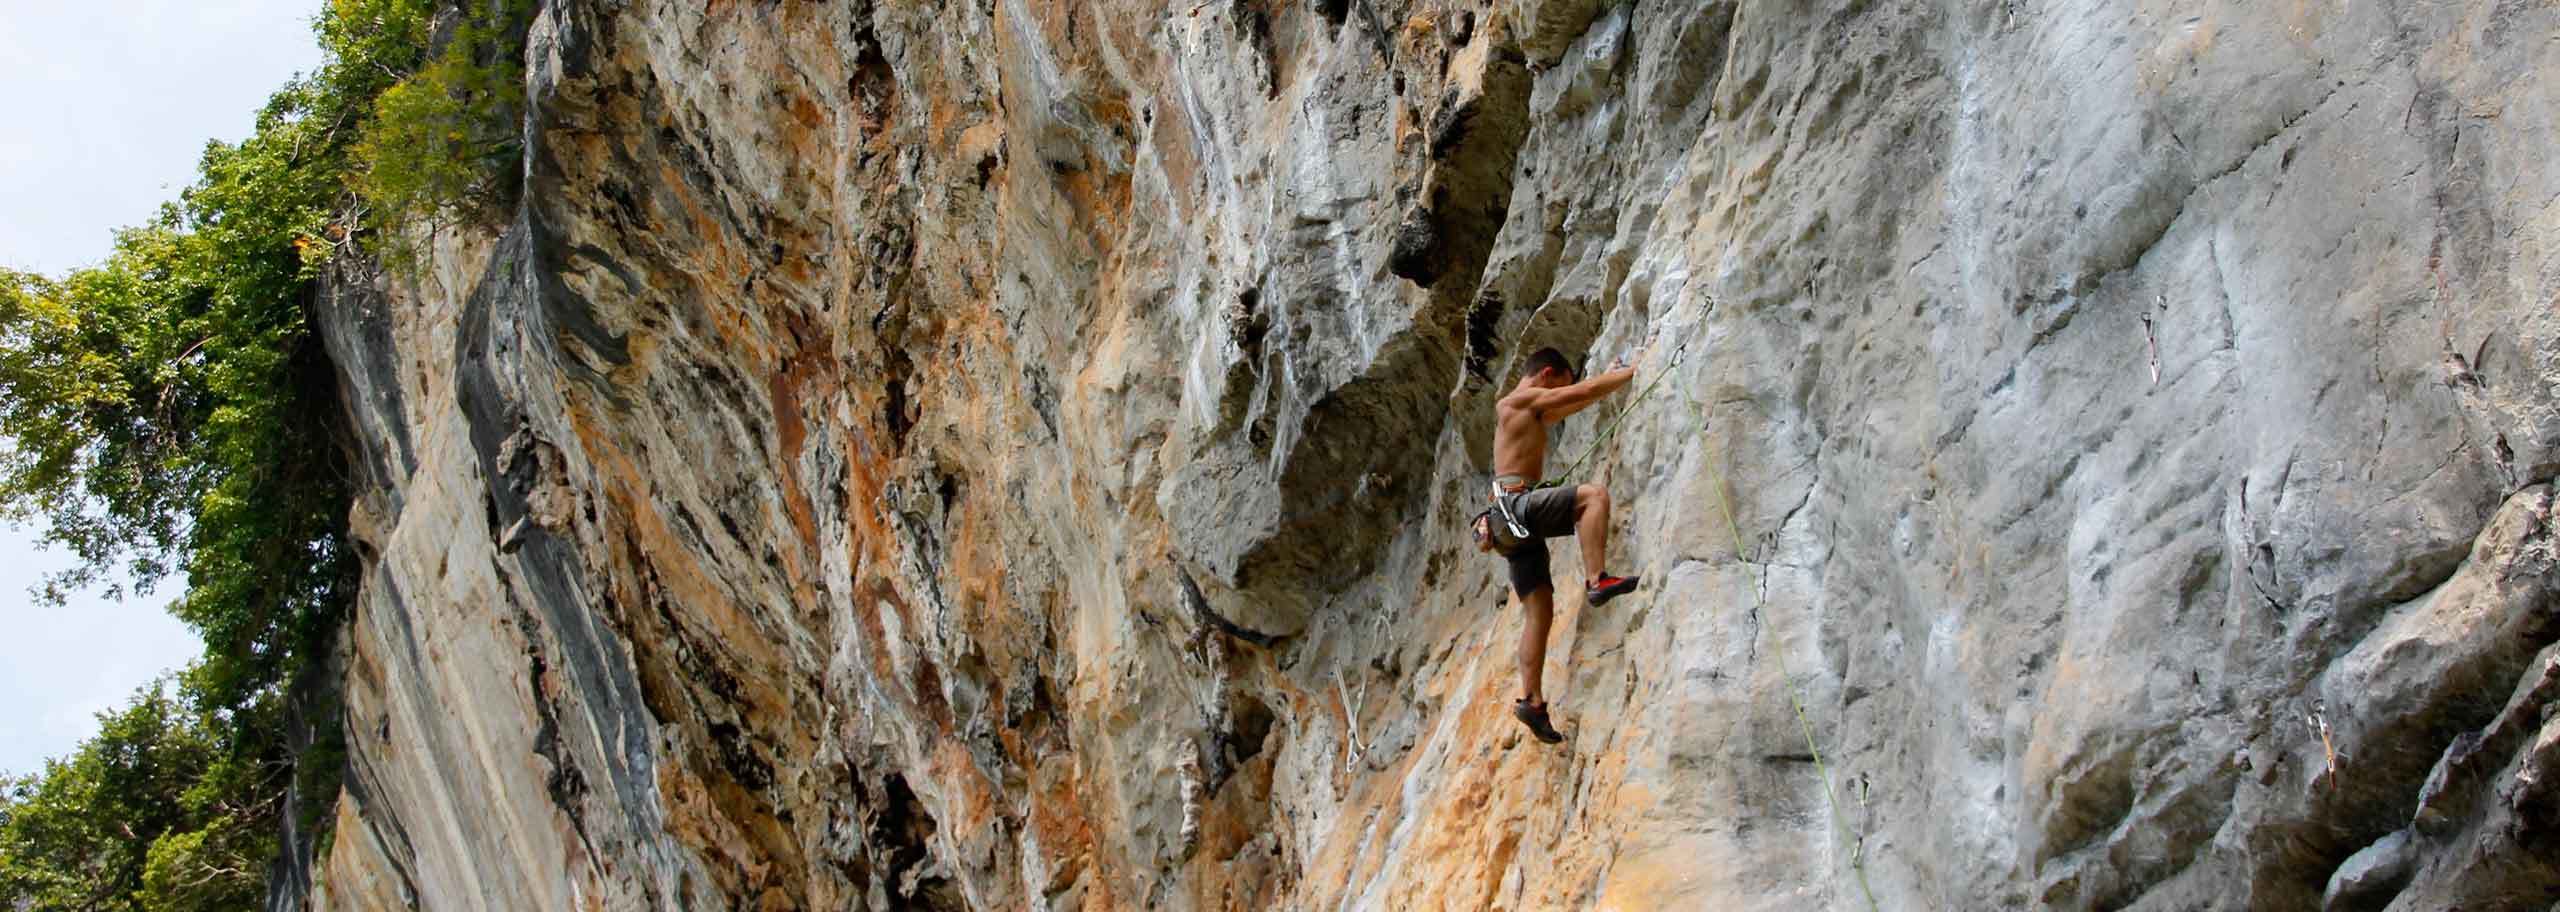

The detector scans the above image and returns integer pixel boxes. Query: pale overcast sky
[0,1,326,776]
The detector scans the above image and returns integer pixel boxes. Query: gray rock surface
[2325,828,2411,912]
[300,0,2560,909]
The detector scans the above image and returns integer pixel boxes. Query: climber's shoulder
[1504,378,1566,407]
[1496,385,1563,425]
[1494,386,1541,423]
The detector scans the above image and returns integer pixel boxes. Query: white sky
[0,1,326,776]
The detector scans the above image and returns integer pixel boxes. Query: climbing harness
[1471,507,1521,554]
[1473,476,1537,554]
[1681,388,1882,912]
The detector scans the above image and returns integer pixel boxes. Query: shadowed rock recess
[292,0,2559,909]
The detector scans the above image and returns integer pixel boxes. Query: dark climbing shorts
[1495,485,1579,595]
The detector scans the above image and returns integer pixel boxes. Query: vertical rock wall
[308,0,2560,908]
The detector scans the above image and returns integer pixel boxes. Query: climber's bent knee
[1575,483,1609,515]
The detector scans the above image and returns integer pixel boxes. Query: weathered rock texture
[303,0,2560,909]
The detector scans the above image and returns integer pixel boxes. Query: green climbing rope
[1535,328,1878,903]
[1538,341,1692,489]
[1539,331,1879,904]
[1682,390,1881,911]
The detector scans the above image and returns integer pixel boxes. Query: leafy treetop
[0,1,529,908]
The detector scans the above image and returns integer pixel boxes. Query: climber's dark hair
[1524,347,1575,382]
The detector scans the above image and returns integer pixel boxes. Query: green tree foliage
[0,1,530,907]
[354,4,530,235]
[0,683,278,911]
[0,110,356,712]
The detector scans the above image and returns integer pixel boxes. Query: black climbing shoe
[1586,573,1640,606]
[1512,699,1565,744]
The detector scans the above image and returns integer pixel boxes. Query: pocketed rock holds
[1387,203,1444,286]
[291,0,2560,910]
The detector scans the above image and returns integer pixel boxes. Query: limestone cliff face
[304,0,2560,909]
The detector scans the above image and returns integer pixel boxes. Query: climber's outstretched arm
[1532,365,1638,421]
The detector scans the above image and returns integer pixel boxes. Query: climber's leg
[1574,483,1612,580]
[1501,535,1567,743]
[1511,585,1566,743]
[1576,483,1641,604]
[1505,536,1555,705]
[1517,584,1553,704]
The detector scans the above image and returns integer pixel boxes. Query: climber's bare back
[1492,390,1554,483]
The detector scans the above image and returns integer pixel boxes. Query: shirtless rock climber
[1472,345,1645,744]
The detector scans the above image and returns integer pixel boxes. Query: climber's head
[1522,348,1576,388]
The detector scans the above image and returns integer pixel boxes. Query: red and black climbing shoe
[1586,573,1641,606]
[1512,699,1566,744]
